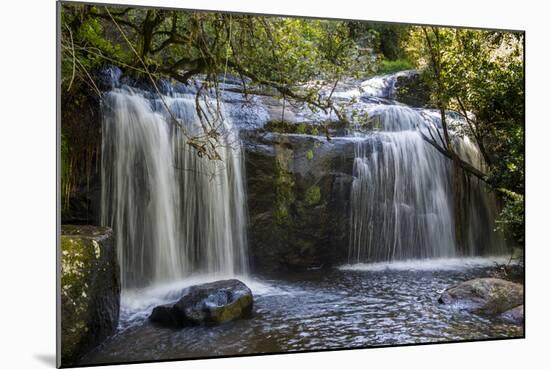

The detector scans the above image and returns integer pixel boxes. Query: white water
[348,106,457,262]
[339,256,513,272]
[101,87,248,289]
[347,76,507,264]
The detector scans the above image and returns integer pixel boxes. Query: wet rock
[149,279,253,327]
[500,305,524,325]
[243,131,354,271]
[61,225,121,366]
[438,278,523,315]
[393,70,431,107]
[149,304,185,327]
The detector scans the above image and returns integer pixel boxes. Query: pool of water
[80,258,523,365]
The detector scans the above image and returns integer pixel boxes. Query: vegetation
[304,185,321,206]
[376,59,414,74]
[406,27,524,247]
[61,3,371,159]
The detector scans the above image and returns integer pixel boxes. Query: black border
[56,1,527,368]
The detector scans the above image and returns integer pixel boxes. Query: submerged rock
[500,305,524,325]
[60,225,121,366]
[438,278,523,315]
[149,279,253,327]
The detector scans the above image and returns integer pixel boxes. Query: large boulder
[500,305,524,325]
[438,278,523,315]
[149,279,253,327]
[60,225,121,366]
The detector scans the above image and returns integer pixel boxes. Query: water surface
[80,259,523,365]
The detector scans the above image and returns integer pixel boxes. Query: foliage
[495,189,524,247]
[348,22,411,60]
[60,4,370,115]
[377,58,414,75]
[407,26,524,246]
[60,4,378,160]
[264,121,322,136]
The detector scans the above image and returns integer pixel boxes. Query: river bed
[79,257,523,365]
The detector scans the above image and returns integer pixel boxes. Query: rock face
[501,305,524,325]
[60,225,121,366]
[438,278,523,315]
[393,70,430,107]
[243,131,355,271]
[149,279,253,327]
[61,84,102,225]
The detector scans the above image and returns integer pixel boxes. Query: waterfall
[348,105,506,263]
[100,86,248,289]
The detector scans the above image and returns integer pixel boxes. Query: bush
[495,189,524,247]
[377,59,414,75]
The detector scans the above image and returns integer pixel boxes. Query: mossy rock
[304,185,321,206]
[149,279,253,327]
[438,278,523,315]
[61,225,120,366]
[264,121,322,135]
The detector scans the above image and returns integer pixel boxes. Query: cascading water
[100,85,248,289]
[348,104,506,263]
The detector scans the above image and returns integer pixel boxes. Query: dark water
[80,259,523,366]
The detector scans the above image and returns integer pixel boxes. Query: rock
[149,279,253,327]
[60,225,121,366]
[500,305,524,325]
[149,304,185,327]
[393,70,431,107]
[243,131,354,271]
[438,278,523,315]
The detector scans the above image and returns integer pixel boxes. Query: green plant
[376,58,414,74]
[304,185,321,206]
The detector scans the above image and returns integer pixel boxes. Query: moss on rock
[304,185,321,206]
[60,225,120,366]
[149,279,253,327]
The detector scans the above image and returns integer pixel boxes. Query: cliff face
[244,131,355,271]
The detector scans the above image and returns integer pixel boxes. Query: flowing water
[89,72,519,365]
[101,86,248,289]
[348,104,506,263]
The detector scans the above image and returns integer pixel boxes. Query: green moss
[304,185,321,206]
[305,149,314,160]
[210,294,253,324]
[264,120,296,133]
[264,121,322,136]
[61,235,96,360]
[296,123,307,134]
[273,149,295,224]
